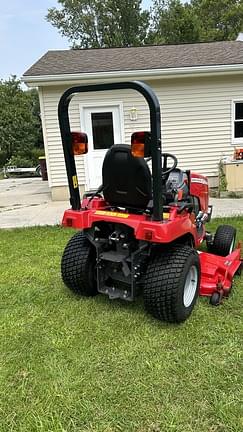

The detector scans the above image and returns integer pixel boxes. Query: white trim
[191,177,208,185]
[79,101,124,190]
[38,87,52,187]
[232,100,243,145]
[79,101,125,142]
[22,63,243,87]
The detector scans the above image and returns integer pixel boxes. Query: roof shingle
[23,41,243,77]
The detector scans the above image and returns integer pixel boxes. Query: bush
[218,160,227,192]
[6,148,45,168]
[29,148,45,165]
[0,151,9,168]
[7,155,35,168]
[0,77,44,168]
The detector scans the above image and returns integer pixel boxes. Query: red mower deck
[199,246,242,302]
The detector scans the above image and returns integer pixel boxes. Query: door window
[91,112,114,150]
[233,101,243,143]
[82,104,123,190]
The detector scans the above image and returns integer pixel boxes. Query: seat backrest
[102,144,152,209]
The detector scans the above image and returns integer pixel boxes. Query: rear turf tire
[144,246,200,323]
[211,225,236,257]
[61,231,97,296]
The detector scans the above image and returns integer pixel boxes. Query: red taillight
[71,132,88,155]
[131,131,151,158]
[144,230,153,240]
[66,218,73,227]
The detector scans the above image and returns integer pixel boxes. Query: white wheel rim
[183,265,198,308]
[229,238,235,254]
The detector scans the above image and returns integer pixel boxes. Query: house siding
[39,74,243,192]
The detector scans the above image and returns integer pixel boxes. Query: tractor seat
[165,168,189,203]
[102,144,152,210]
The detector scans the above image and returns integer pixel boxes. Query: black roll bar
[58,80,163,221]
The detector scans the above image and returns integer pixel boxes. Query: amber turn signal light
[131,142,145,157]
[131,131,151,158]
[71,132,88,155]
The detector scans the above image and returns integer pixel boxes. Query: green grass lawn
[0,218,243,432]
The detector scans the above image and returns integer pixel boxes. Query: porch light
[129,107,138,121]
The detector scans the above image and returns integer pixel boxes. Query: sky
[0,0,153,81]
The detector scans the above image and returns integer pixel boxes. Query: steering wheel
[146,153,178,177]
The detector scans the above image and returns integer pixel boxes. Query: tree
[191,0,243,41]
[47,0,243,47]
[149,0,243,44]
[149,0,200,44]
[46,0,150,48]
[0,77,43,167]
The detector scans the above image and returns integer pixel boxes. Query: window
[233,102,243,141]
[91,112,114,149]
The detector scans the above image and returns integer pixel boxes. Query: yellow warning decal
[95,210,129,219]
[72,175,78,189]
[94,210,169,220]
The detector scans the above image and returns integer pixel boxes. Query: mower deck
[199,246,242,301]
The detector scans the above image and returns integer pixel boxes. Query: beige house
[23,41,243,200]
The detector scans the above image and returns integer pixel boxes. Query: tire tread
[212,225,236,257]
[61,231,97,296]
[144,245,200,323]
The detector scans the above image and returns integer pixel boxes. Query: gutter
[22,63,243,87]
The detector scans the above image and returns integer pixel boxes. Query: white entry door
[82,105,123,190]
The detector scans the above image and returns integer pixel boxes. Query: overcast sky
[0,0,155,81]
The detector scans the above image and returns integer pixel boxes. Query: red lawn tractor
[58,81,242,323]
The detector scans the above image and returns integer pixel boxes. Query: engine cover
[190,172,209,212]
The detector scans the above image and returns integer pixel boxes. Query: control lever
[177,203,193,214]
[196,211,209,228]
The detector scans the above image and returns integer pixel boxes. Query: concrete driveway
[0,177,243,229]
[0,177,68,229]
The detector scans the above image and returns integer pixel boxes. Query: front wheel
[211,225,236,257]
[144,246,200,323]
